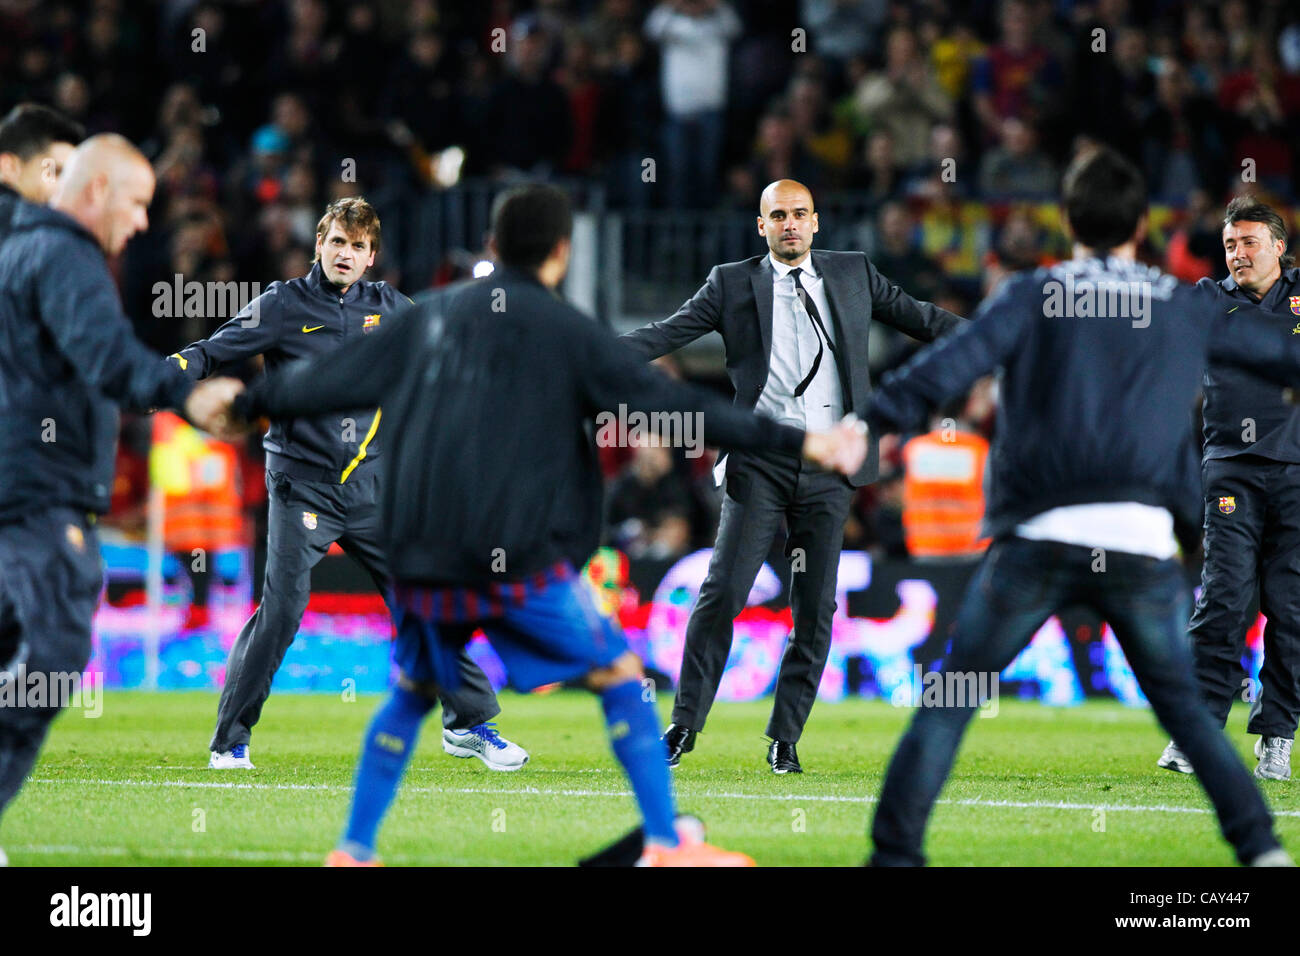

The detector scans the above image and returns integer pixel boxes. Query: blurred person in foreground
[0,134,241,865]
[864,147,1293,867]
[0,103,84,206]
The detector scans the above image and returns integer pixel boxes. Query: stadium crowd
[2,0,1299,568]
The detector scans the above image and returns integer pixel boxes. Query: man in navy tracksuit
[1158,199,1300,781]
[0,135,240,858]
[174,197,524,771]
[864,148,1291,866]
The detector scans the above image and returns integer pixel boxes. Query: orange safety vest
[902,430,990,559]
[150,412,246,553]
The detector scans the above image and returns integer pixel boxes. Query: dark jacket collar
[1219,267,1300,298]
[305,260,370,301]
[10,198,100,247]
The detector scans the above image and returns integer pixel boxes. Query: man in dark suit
[620,179,965,772]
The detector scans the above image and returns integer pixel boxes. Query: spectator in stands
[607,443,695,561]
[868,201,942,304]
[977,117,1057,199]
[485,16,572,176]
[862,201,945,374]
[906,122,971,200]
[921,13,985,102]
[645,0,742,209]
[800,0,887,74]
[1219,39,1300,200]
[851,25,954,171]
[1165,188,1231,284]
[382,31,461,160]
[851,128,906,209]
[1070,24,1153,162]
[786,74,855,188]
[599,28,661,208]
[971,0,1062,144]
[1186,14,1229,99]
[746,107,827,197]
[982,206,1057,297]
[51,72,92,130]
[1142,58,1227,203]
[557,33,603,175]
[587,0,644,70]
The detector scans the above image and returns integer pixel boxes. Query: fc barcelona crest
[1218,496,1236,515]
[363,313,381,332]
[302,511,318,530]
[1289,296,1300,316]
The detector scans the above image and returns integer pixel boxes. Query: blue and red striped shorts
[392,562,628,693]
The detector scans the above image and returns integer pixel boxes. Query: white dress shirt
[759,252,845,434]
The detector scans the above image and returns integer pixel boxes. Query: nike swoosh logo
[302,325,325,333]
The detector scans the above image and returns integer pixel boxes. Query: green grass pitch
[5,690,1296,866]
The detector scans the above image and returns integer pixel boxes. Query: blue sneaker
[442,723,529,771]
[209,743,255,769]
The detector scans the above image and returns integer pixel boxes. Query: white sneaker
[442,723,529,771]
[0,846,7,867]
[1248,847,1296,867]
[208,744,255,769]
[1157,740,1193,774]
[1255,737,1292,781]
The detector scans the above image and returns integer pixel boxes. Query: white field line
[25,775,1300,818]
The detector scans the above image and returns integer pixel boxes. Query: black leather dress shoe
[767,739,802,774]
[663,724,697,768]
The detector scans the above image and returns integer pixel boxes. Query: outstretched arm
[867,277,1025,433]
[168,285,285,380]
[235,307,418,420]
[1201,281,1300,386]
[619,265,724,360]
[862,252,966,342]
[582,313,865,473]
[38,230,194,413]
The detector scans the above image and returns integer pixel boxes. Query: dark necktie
[792,269,836,397]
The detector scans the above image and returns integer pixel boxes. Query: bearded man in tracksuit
[173,197,527,771]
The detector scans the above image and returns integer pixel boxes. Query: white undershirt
[1015,502,1179,559]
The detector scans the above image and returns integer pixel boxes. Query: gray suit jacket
[619,249,966,486]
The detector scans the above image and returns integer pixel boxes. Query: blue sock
[601,680,678,847]
[342,685,434,856]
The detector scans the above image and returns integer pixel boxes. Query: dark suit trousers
[672,447,852,742]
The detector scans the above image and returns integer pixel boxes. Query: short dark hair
[490,184,573,271]
[0,103,85,160]
[1223,195,1295,269]
[1061,147,1147,251]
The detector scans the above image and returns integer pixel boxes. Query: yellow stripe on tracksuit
[340,408,381,483]
[339,299,406,482]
